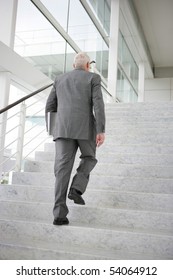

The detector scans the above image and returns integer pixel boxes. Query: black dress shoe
[68,188,85,205]
[53,217,69,226]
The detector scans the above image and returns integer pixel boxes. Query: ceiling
[132,0,173,68]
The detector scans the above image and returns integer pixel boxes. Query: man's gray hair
[73,52,90,69]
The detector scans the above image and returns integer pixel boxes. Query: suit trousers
[53,138,97,219]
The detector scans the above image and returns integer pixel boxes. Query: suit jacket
[45,68,105,141]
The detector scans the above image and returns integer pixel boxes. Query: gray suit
[46,68,105,219]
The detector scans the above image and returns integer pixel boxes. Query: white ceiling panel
[133,0,173,67]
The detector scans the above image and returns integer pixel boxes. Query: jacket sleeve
[91,74,105,134]
[45,82,57,131]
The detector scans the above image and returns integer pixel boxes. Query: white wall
[144,78,173,102]
[0,41,52,90]
[0,0,18,48]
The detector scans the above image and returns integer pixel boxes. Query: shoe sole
[53,221,69,226]
[68,194,85,205]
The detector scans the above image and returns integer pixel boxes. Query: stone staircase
[0,102,173,259]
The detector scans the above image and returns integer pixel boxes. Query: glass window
[118,31,138,100]
[68,0,98,50]
[88,0,110,35]
[117,68,138,103]
[68,0,108,79]
[40,0,69,31]
[14,0,109,80]
[64,43,76,73]
[121,35,138,91]
[95,40,109,79]
[130,60,138,91]
[14,0,67,79]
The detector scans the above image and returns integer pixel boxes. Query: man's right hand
[96,133,105,147]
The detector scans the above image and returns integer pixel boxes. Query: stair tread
[25,160,173,168]
[0,218,173,261]
[2,184,173,195]
[0,241,164,260]
[1,217,173,239]
[1,215,172,236]
[1,198,173,212]
[0,202,173,236]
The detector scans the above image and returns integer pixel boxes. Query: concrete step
[0,243,105,260]
[106,122,173,129]
[106,116,173,123]
[0,219,172,259]
[35,151,173,166]
[43,143,173,155]
[106,122,173,128]
[45,133,173,146]
[105,109,173,116]
[105,110,173,116]
[106,127,173,135]
[93,163,173,178]
[1,185,172,212]
[105,102,173,108]
[23,160,173,179]
[11,173,173,194]
[1,242,158,260]
[105,105,173,111]
[0,201,172,235]
[105,135,173,145]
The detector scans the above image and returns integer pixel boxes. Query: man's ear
[86,62,90,70]
[73,63,76,68]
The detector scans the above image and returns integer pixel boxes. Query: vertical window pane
[68,0,108,79]
[118,30,138,101]
[117,68,138,102]
[14,0,67,79]
[64,43,76,73]
[68,0,97,51]
[40,0,69,31]
[88,0,110,35]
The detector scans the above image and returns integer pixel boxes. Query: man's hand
[96,133,105,147]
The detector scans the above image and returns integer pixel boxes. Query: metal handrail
[0,83,53,115]
[101,83,113,97]
[0,82,112,115]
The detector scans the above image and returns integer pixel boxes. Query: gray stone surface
[1,102,173,259]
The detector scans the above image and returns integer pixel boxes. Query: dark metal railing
[0,83,53,115]
[0,82,113,115]
[101,83,113,97]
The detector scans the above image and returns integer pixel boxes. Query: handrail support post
[15,102,26,172]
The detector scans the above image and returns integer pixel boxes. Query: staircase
[0,102,173,259]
